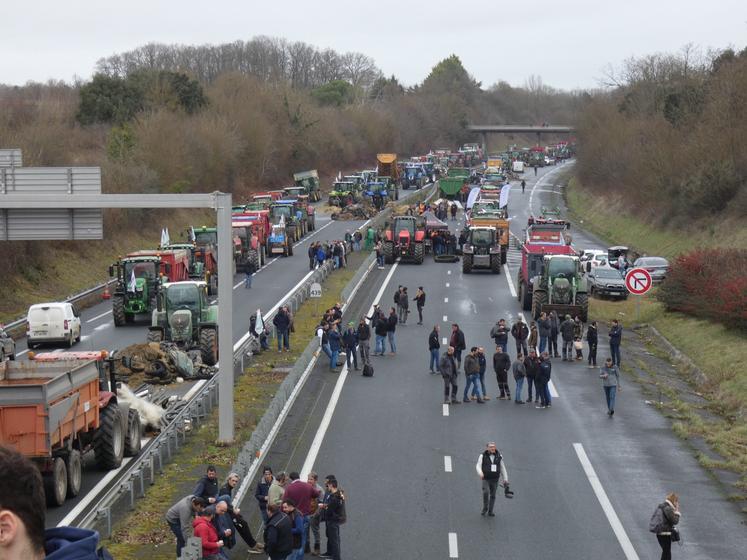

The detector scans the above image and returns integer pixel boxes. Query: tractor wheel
[577,292,589,323]
[250,251,260,273]
[124,408,142,457]
[501,248,508,265]
[414,242,424,264]
[199,328,218,366]
[520,281,532,311]
[532,289,547,320]
[113,296,126,327]
[516,273,522,302]
[462,254,473,274]
[44,457,68,507]
[383,241,394,264]
[93,404,124,470]
[260,246,266,266]
[65,450,82,498]
[146,330,163,344]
[491,254,501,274]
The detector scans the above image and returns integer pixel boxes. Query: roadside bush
[658,248,747,330]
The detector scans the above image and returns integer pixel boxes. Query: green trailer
[292,170,322,202]
[438,177,466,199]
[447,167,470,178]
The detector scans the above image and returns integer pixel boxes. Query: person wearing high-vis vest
[475,442,509,517]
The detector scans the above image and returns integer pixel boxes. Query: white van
[26,302,82,348]
[512,160,525,173]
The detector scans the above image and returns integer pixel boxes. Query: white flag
[189,226,196,242]
[254,309,264,336]
[128,270,137,293]
[160,228,169,248]
[466,187,481,209]
[499,184,511,209]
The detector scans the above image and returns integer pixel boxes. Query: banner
[128,270,137,293]
[499,184,511,208]
[466,187,481,210]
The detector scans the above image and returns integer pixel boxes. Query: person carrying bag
[649,492,681,560]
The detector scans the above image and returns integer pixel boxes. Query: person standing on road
[219,474,264,555]
[511,318,529,358]
[521,179,526,193]
[599,357,621,416]
[560,314,575,361]
[428,325,440,374]
[414,287,426,325]
[528,322,538,354]
[268,472,288,508]
[476,442,509,517]
[538,312,551,355]
[244,262,254,289]
[306,472,324,556]
[273,308,291,353]
[387,307,398,354]
[439,346,460,405]
[463,347,486,403]
[342,322,359,371]
[308,242,317,270]
[490,318,509,353]
[609,319,622,367]
[450,202,458,221]
[328,324,342,372]
[493,345,512,400]
[475,347,490,401]
[573,316,584,360]
[650,493,681,560]
[373,308,388,356]
[399,287,410,324]
[321,479,345,560]
[524,350,540,403]
[512,353,526,404]
[356,317,371,366]
[537,352,552,408]
[450,324,466,371]
[586,321,598,368]
[282,472,321,558]
[375,240,385,269]
[255,467,274,525]
[263,503,293,560]
[549,311,560,358]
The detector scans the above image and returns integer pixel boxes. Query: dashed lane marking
[447,270,451,275]
[86,310,112,323]
[444,456,452,472]
[443,315,447,322]
[445,282,450,288]
[448,533,459,558]
[444,297,448,303]
[442,337,447,345]
[442,404,449,417]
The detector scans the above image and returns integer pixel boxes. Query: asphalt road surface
[234,164,747,559]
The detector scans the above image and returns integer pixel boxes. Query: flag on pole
[189,226,196,242]
[160,228,170,248]
[128,270,137,293]
[254,309,264,336]
[499,184,511,209]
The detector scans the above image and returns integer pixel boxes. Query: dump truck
[292,169,322,202]
[382,216,426,264]
[0,351,141,506]
[531,255,588,322]
[439,177,466,199]
[467,207,510,264]
[147,281,218,365]
[162,243,219,296]
[461,226,502,274]
[377,154,400,200]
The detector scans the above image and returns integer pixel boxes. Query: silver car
[588,267,628,299]
[633,256,670,283]
[0,326,16,361]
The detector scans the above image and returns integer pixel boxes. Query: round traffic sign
[625,267,652,295]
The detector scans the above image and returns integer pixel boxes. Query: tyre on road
[577,292,589,323]
[414,242,424,264]
[124,408,142,457]
[94,403,124,470]
[44,456,68,507]
[532,289,548,320]
[113,295,126,326]
[490,254,501,274]
[462,254,473,274]
[383,241,394,264]
[65,449,82,498]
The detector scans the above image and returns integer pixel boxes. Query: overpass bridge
[466,124,575,153]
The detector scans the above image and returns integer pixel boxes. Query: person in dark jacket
[428,325,440,373]
[450,323,466,370]
[281,499,304,560]
[356,318,371,366]
[373,308,388,356]
[194,465,220,504]
[308,242,317,270]
[255,467,274,524]
[273,308,291,352]
[493,346,512,399]
[512,354,526,404]
[398,287,410,324]
[263,503,293,560]
[586,321,598,368]
[321,479,345,560]
[511,319,529,358]
[328,324,342,372]
[463,347,485,403]
[475,442,509,517]
[386,308,398,354]
[490,319,509,353]
[537,312,551,355]
[218,474,264,554]
[414,287,426,325]
[439,346,460,404]
[537,352,553,408]
[573,316,584,360]
[474,347,490,400]
[549,311,560,357]
[653,493,681,560]
[523,350,541,403]
[609,319,622,367]
[560,314,576,361]
[341,322,359,371]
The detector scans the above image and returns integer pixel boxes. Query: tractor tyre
[113,296,126,327]
[199,328,218,366]
[532,289,548,321]
[209,274,218,297]
[577,292,589,323]
[462,254,473,274]
[520,281,532,311]
[250,251,260,273]
[414,242,424,264]
[490,254,501,274]
[501,248,507,265]
[44,457,68,507]
[382,241,394,264]
[124,408,142,457]
[94,404,124,470]
[260,246,266,266]
[516,273,523,302]
[146,330,163,344]
[65,450,82,498]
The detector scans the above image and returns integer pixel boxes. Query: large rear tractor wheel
[44,457,68,507]
[462,254,473,274]
[113,296,126,327]
[199,327,218,366]
[65,450,82,498]
[414,242,424,264]
[209,274,218,296]
[260,246,266,266]
[490,254,501,274]
[146,330,163,344]
[250,251,260,273]
[532,289,548,320]
[520,281,532,311]
[383,241,394,264]
[94,404,124,470]
[124,408,142,457]
[577,292,589,323]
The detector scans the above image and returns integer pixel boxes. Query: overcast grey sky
[2,0,745,90]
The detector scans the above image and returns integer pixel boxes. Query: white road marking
[16,349,28,357]
[442,337,447,345]
[444,297,448,303]
[86,310,112,323]
[93,323,108,332]
[445,282,450,288]
[504,264,517,297]
[442,315,447,322]
[447,270,452,275]
[448,532,459,558]
[444,455,452,472]
[573,443,640,560]
[442,403,449,417]
[549,379,559,398]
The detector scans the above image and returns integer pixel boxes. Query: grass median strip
[102,250,367,558]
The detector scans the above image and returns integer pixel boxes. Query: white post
[216,192,234,443]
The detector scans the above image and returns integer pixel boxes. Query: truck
[292,169,322,202]
[162,242,218,286]
[461,226,502,274]
[109,249,191,326]
[0,351,141,506]
[376,154,400,200]
[147,281,219,365]
[531,255,588,322]
[516,223,577,311]
[467,207,510,264]
[439,177,466,199]
[382,216,426,264]
[238,208,273,256]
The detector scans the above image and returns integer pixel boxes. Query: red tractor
[517,223,577,311]
[382,216,426,264]
[231,215,267,271]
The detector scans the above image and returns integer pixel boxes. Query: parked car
[633,256,670,283]
[0,326,15,361]
[588,266,628,299]
[26,302,82,348]
[580,249,607,273]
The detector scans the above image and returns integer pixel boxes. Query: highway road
[233,163,747,559]
[40,185,430,528]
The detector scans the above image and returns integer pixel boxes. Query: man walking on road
[342,322,359,371]
[428,325,440,373]
[609,319,622,367]
[463,347,485,403]
[538,312,551,354]
[493,345,511,400]
[373,308,388,356]
[560,314,575,361]
[328,324,341,372]
[521,179,526,193]
[549,311,560,358]
[414,286,426,325]
[450,323,466,371]
[599,357,621,416]
[476,442,509,517]
[524,350,540,403]
[398,287,410,324]
[439,346,460,405]
[475,347,489,400]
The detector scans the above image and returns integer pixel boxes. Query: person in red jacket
[192,506,224,559]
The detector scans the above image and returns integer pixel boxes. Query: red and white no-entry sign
[625,267,653,295]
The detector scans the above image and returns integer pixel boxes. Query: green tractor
[461,226,502,275]
[109,257,161,326]
[531,255,588,322]
[293,170,322,202]
[328,181,356,207]
[147,281,219,365]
